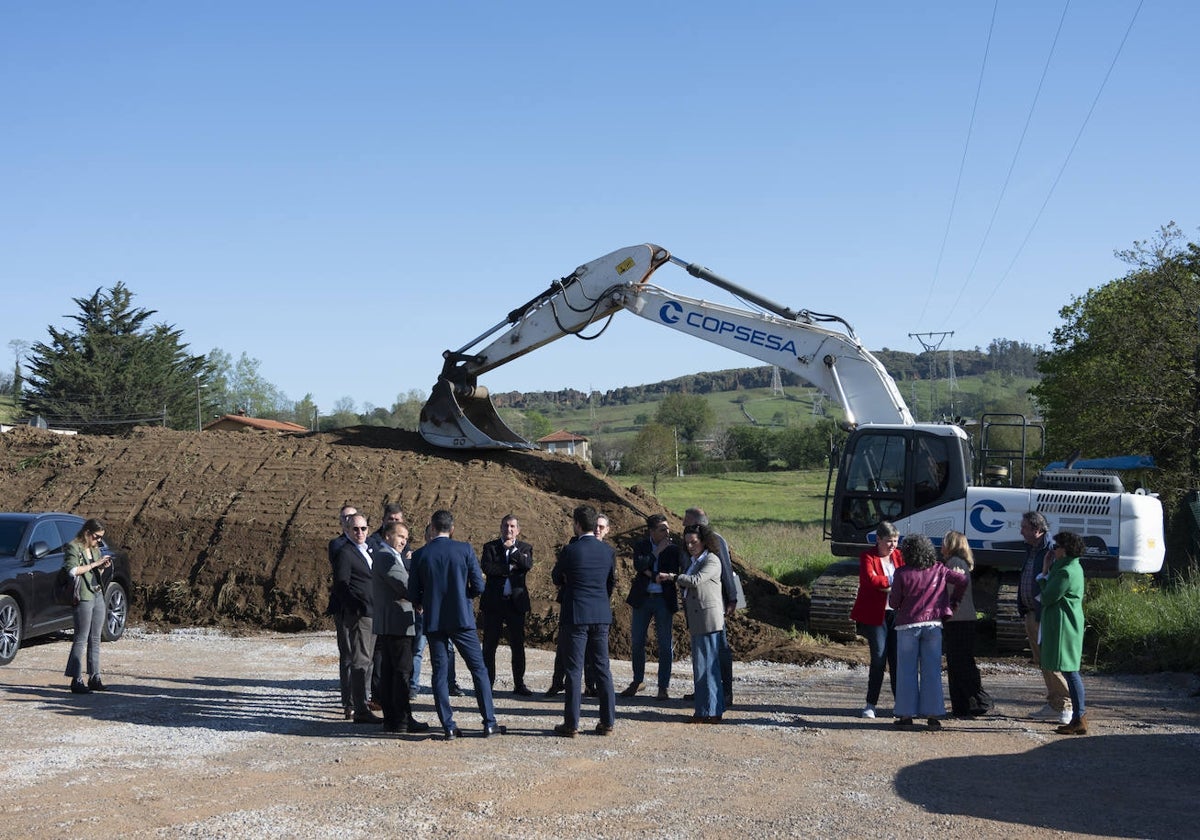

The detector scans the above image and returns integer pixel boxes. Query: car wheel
[102,582,128,642]
[0,594,23,666]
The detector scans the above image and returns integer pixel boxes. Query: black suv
[0,512,133,666]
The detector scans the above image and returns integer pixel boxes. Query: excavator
[419,244,1165,647]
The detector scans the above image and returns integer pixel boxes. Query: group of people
[850,510,1089,734]
[324,500,743,739]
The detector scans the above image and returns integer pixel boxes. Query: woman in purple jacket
[888,534,967,729]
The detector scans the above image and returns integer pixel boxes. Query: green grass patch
[623,469,837,586]
[1085,573,1200,672]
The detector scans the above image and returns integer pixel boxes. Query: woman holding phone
[63,518,112,694]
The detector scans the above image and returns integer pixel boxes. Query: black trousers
[482,600,527,686]
[376,633,415,727]
[943,620,991,715]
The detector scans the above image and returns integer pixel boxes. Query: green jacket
[1037,555,1085,672]
[63,541,104,602]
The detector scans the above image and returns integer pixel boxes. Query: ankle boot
[1056,712,1088,735]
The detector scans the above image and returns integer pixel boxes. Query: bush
[1085,573,1200,672]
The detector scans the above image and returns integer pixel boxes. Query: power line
[969,0,1145,319]
[918,0,999,325]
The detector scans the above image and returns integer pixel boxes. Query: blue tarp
[1043,455,1157,471]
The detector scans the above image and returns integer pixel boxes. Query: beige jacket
[676,550,725,636]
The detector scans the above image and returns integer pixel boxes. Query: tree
[8,339,29,397]
[22,283,217,432]
[627,422,675,493]
[207,348,289,418]
[654,393,713,442]
[728,425,774,470]
[1032,223,1200,568]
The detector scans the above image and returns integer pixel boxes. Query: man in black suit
[479,514,534,695]
[333,513,379,723]
[551,504,617,737]
[327,504,357,720]
[408,509,503,740]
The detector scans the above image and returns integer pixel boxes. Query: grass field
[623,469,835,587]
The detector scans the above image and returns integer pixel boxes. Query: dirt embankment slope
[0,425,829,664]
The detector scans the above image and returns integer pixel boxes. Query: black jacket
[480,538,533,614]
[625,537,681,613]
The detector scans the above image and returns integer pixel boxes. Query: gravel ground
[3,628,1199,839]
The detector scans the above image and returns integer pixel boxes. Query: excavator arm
[419,244,914,449]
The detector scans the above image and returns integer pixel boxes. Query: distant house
[203,412,307,433]
[537,429,590,461]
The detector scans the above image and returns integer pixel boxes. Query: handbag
[53,567,83,607]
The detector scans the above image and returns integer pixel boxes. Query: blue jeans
[894,623,945,718]
[1064,670,1086,717]
[629,594,673,690]
[857,611,897,706]
[690,631,725,718]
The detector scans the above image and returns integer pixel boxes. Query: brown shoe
[367,699,382,712]
[618,682,642,698]
[553,723,578,738]
[1056,713,1089,735]
[594,723,614,736]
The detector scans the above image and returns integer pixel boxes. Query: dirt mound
[0,425,841,664]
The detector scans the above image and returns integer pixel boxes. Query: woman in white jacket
[660,523,725,723]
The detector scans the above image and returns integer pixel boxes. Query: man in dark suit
[327,504,357,719]
[408,509,503,740]
[479,514,534,695]
[332,513,379,723]
[551,504,617,737]
[620,513,682,700]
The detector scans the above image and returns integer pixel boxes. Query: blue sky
[3,1,1195,416]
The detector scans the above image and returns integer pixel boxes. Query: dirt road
[3,628,1198,839]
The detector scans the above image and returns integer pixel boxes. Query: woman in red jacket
[849,521,902,719]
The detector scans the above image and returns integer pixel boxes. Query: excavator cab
[827,423,973,557]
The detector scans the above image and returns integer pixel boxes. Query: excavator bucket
[419,379,537,450]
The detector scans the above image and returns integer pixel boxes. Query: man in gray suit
[371,520,430,734]
[408,509,504,740]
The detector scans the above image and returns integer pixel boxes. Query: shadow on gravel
[895,733,1200,838]
[3,675,358,735]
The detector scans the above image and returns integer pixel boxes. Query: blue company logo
[970,499,1007,534]
[658,301,798,355]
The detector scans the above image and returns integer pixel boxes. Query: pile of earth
[0,424,851,666]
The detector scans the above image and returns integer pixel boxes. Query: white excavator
[419,244,1165,647]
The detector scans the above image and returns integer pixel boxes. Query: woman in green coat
[1038,531,1087,734]
[62,518,112,694]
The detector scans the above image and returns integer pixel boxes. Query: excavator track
[807,559,860,641]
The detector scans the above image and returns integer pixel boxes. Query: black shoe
[927,717,943,730]
[594,723,614,736]
[618,682,642,698]
[443,726,461,741]
[543,684,563,698]
[513,684,533,696]
[353,710,382,724]
[384,723,406,734]
[483,724,507,737]
[553,723,578,738]
[405,718,431,733]
[584,686,599,698]
[69,679,91,695]
[88,676,107,692]
[894,717,914,727]
[449,684,465,697]
[682,692,695,701]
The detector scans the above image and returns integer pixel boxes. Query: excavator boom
[419,244,912,449]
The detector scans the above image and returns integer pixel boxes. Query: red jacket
[849,548,904,626]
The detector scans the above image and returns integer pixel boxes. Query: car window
[55,520,80,549]
[0,521,25,556]
[29,521,61,553]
